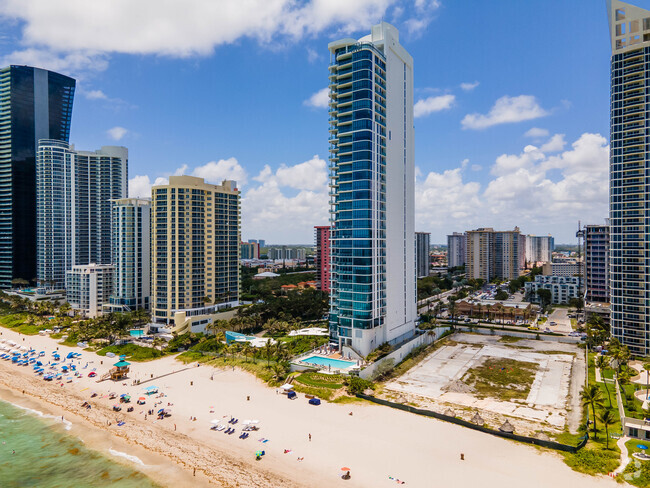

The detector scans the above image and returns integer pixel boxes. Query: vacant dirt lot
[382,333,584,435]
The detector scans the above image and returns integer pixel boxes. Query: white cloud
[539,134,566,153]
[461,95,549,130]
[404,0,441,35]
[243,155,329,242]
[84,89,107,100]
[0,0,396,57]
[524,127,549,139]
[128,175,168,198]
[413,94,455,118]
[191,158,248,186]
[106,126,128,141]
[303,87,330,109]
[460,81,479,91]
[470,164,482,172]
[416,133,609,243]
[0,47,108,78]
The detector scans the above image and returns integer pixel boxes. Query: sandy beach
[0,328,616,488]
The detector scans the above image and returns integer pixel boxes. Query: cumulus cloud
[461,95,549,130]
[0,0,402,58]
[306,47,319,63]
[460,81,479,91]
[303,88,330,109]
[413,94,455,118]
[243,155,329,242]
[128,174,168,198]
[524,127,549,139]
[416,133,609,242]
[191,158,248,186]
[539,134,566,153]
[106,126,128,141]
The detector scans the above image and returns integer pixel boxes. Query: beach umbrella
[158,408,165,414]
[255,451,263,456]
[499,420,515,434]
[341,467,351,471]
[211,419,222,424]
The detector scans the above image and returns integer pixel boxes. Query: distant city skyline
[0,1,615,243]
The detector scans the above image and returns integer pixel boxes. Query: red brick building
[315,226,331,292]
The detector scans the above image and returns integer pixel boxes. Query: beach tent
[211,419,222,424]
[280,383,294,391]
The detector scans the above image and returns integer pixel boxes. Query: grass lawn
[96,344,166,362]
[463,358,537,400]
[0,313,49,335]
[622,439,650,486]
[498,335,523,343]
[294,372,344,389]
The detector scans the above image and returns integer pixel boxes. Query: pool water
[302,356,356,369]
[129,330,145,337]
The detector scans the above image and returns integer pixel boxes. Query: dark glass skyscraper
[0,65,75,288]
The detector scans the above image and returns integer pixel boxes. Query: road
[547,308,573,334]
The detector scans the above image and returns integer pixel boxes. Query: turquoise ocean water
[0,399,159,488]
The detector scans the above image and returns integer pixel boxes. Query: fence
[355,393,588,453]
[359,327,450,380]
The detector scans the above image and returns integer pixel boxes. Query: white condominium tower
[151,176,240,334]
[36,141,128,289]
[328,23,416,356]
[607,1,650,355]
[105,198,151,313]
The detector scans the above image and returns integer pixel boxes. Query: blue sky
[0,0,622,243]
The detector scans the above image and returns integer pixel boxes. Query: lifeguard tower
[98,357,131,382]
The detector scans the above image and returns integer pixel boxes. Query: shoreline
[0,327,616,488]
[0,365,303,488]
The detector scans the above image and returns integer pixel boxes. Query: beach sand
[0,328,616,488]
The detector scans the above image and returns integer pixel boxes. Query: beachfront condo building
[585,223,610,304]
[328,22,416,356]
[315,225,331,292]
[0,65,75,288]
[65,263,114,318]
[447,232,466,269]
[104,198,151,313]
[36,141,128,290]
[466,227,524,281]
[607,1,650,355]
[524,235,554,264]
[415,232,430,278]
[151,176,240,334]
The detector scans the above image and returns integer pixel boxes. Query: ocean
[0,399,159,488]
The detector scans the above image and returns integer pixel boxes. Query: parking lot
[547,308,573,334]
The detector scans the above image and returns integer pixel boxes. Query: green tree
[536,288,552,309]
[595,355,612,407]
[580,384,605,439]
[447,300,457,324]
[495,290,508,301]
[598,409,617,450]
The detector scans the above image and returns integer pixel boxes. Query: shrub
[345,376,375,395]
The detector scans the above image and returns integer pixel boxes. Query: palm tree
[595,355,612,407]
[581,384,605,439]
[618,370,632,409]
[598,409,617,449]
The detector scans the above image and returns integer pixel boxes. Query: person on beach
[308,433,311,442]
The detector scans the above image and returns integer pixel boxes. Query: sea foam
[109,448,147,466]
[9,401,72,430]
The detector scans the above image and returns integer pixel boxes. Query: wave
[7,401,72,430]
[109,448,147,467]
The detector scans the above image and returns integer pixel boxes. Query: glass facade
[36,141,127,289]
[608,1,650,356]
[0,66,75,288]
[328,43,388,340]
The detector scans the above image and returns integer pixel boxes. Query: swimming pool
[129,329,145,337]
[302,356,356,369]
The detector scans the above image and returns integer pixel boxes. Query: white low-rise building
[524,275,580,305]
[65,264,114,318]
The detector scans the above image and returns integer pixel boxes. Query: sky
[0,0,624,244]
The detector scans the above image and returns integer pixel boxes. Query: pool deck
[292,352,360,373]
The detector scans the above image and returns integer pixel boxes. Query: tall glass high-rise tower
[36,141,128,289]
[328,23,416,356]
[0,66,75,288]
[608,1,650,355]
